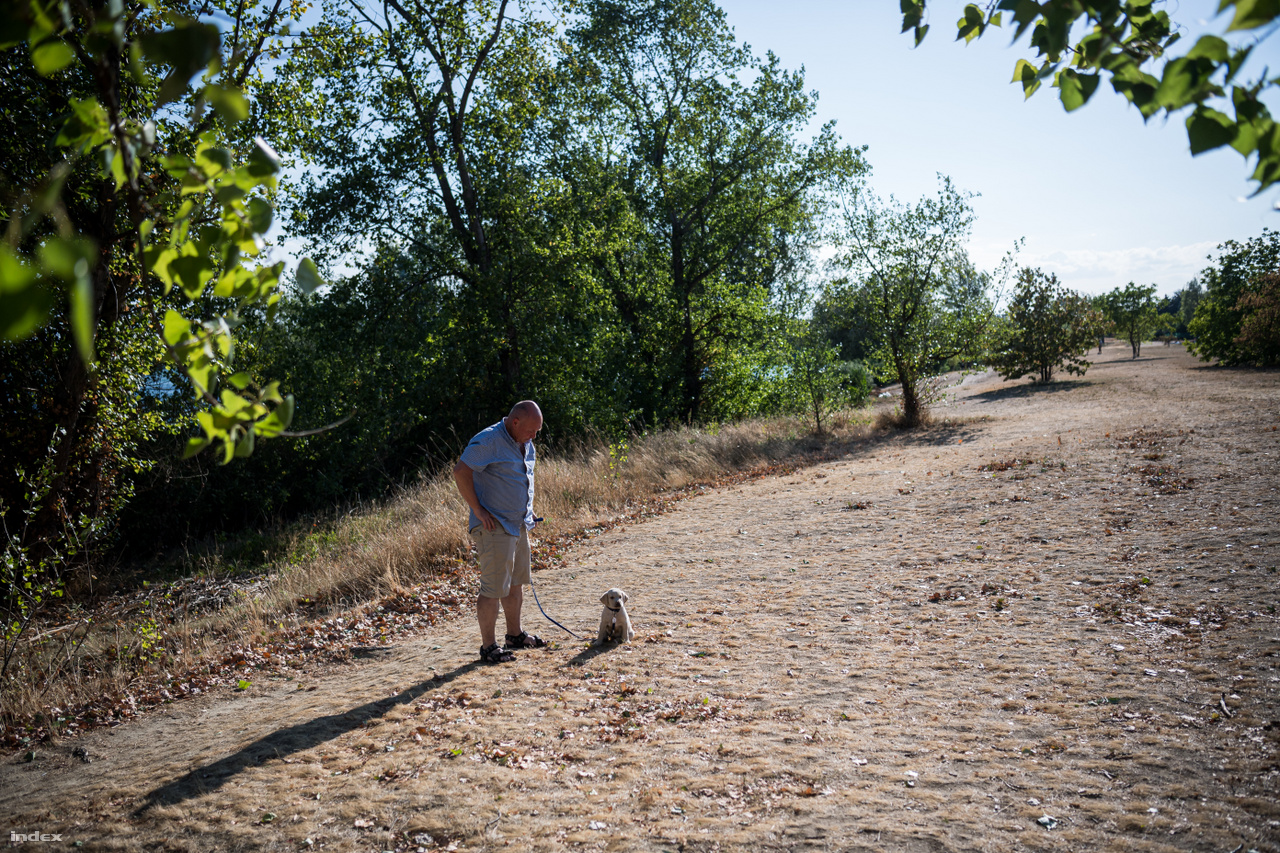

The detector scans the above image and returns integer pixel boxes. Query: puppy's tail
[530,576,585,639]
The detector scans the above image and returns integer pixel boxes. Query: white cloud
[971,240,1220,297]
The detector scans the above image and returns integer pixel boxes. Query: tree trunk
[680,304,700,424]
[672,214,701,423]
[899,369,922,428]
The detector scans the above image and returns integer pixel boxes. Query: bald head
[508,400,542,420]
[504,400,543,445]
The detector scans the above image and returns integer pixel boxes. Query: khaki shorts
[470,525,531,599]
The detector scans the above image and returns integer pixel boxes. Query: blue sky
[716,0,1280,296]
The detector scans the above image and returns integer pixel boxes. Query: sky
[713,0,1280,296]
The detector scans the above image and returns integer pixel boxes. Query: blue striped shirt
[459,420,536,536]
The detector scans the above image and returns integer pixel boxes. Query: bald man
[453,401,547,663]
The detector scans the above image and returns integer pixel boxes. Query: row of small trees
[809,225,1280,433]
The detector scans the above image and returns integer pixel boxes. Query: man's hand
[453,461,497,530]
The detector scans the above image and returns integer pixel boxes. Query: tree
[1102,282,1160,358]
[780,317,869,434]
[1187,229,1280,365]
[1179,277,1204,336]
[990,267,1099,383]
[1234,273,1280,365]
[901,1,1280,191]
[271,0,637,434]
[829,175,998,428]
[0,0,317,597]
[568,0,865,423]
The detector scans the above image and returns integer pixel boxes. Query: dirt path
[3,344,1279,853]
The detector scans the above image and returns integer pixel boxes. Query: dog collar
[607,605,621,612]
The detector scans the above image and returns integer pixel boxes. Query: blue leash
[530,574,584,639]
[528,516,584,639]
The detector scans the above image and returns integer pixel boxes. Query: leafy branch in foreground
[900,1,1280,191]
[0,0,321,465]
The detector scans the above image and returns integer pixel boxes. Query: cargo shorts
[469,525,531,599]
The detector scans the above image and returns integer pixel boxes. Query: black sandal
[504,631,548,649]
[479,643,516,663]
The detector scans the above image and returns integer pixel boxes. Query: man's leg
[472,525,517,654]
[478,594,501,648]
[501,585,523,639]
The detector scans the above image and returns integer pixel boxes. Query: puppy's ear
[600,591,610,604]
[620,591,629,603]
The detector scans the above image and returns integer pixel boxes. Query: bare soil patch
[3,343,1278,852]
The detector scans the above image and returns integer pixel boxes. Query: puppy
[592,587,634,645]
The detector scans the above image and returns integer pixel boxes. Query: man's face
[507,414,542,444]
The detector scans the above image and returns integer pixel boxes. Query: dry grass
[1,410,875,739]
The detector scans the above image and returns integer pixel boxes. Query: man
[453,400,548,663]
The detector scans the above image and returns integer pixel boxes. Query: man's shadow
[138,660,482,813]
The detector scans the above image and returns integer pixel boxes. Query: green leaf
[1230,114,1262,156]
[139,22,221,105]
[204,84,248,123]
[162,308,191,347]
[38,237,97,362]
[1225,0,1280,31]
[107,145,127,189]
[31,39,74,75]
[246,137,281,179]
[900,0,924,33]
[0,246,52,340]
[956,4,984,42]
[233,428,256,458]
[170,254,214,298]
[256,395,294,438]
[1185,34,1230,63]
[54,98,110,150]
[1058,68,1100,112]
[182,436,210,459]
[247,197,273,234]
[68,267,94,364]
[296,257,324,295]
[1186,107,1237,154]
[1012,58,1042,99]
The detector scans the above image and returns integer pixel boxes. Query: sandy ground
[2,342,1279,853]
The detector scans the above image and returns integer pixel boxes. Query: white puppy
[592,587,634,645]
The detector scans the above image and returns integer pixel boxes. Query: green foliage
[779,318,870,433]
[0,1,309,461]
[901,1,1280,192]
[567,0,866,423]
[1178,278,1204,336]
[1102,282,1161,359]
[0,0,321,591]
[1234,273,1280,365]
[2,429,98,681]
[1187,229,1280,365]
[990,267,1099,384]
[828,175,1001,427]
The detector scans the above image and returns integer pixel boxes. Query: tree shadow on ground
[967,379,1096,404]
[138,659,484,812]
[860,416,991,449]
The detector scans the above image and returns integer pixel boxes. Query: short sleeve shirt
[459,420,536,536]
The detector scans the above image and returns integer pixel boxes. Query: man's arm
[453,460,496,530]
